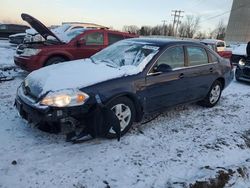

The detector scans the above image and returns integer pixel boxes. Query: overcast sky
[0,0,233,31]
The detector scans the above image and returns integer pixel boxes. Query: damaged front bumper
[15,85,91,126]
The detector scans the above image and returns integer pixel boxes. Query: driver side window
[81,32,104,45]
[153,46,185,72]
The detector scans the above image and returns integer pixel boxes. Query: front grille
[243,67,250,77]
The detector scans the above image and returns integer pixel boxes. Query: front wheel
[45,57,66,67]
[105,97,136,139]
[199,80,222,108]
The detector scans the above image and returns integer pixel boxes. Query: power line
[171,10,184,36]
[200,1,250,23]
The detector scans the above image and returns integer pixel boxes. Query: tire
[45,57,66,66]
[105,97,136,139]
[199,80,222,108]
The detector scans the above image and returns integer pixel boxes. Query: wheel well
[216,77,225,89]
[44,54,70,66]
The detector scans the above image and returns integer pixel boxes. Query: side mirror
[154,64,172,73]
[76,39,86,47]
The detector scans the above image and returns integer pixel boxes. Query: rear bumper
[14,55,45,72]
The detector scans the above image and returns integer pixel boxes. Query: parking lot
[1,39,250,187]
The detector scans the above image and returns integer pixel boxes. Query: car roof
[126,37,204,48]
[83,28,137,36]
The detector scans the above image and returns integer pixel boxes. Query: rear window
[217,42,225,47]
[187,46,209,66]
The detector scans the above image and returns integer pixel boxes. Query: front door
[144,46,189,113]
[74,31,106,59]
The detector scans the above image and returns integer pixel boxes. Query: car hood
[24,59,140,99]
[21,13,63,43]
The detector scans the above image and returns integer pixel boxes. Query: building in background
[226,0,250,43]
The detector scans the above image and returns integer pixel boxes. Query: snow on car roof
[201,39,225,44]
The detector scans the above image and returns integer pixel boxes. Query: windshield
[62,28,86,42]
[92,40,160,68]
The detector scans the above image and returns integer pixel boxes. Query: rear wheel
[105,97,136,139]
[45,57,66,66]
[199,80,222,108]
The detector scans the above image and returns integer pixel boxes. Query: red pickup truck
[201,39,232,59]
[14,14,138,72]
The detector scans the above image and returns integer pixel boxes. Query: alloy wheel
[209,84,221,104]
[109,103,132,133]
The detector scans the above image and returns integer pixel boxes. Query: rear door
[183,45,218,101]
[144,45,189,113]
[73,30,106,59]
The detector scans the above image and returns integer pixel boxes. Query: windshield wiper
[105,63,116,68]
[100,59,118,68]
[90,57,95,64]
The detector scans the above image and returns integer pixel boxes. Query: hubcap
[109,104,131,134]
[209,84,221,104]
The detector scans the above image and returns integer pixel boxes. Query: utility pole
[162,20,167,36]
[171,10,184,36]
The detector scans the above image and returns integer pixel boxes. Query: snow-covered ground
[0,39,16,67]
[1,40,250,188]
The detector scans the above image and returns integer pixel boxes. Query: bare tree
[140,26,152,36]
[150,24,173,36]
[151,25,163,35]
[213,20,227,40]
[178,15,200,38]
[207,28,215,39]
[195,31,207,39]
[122,25,139,34]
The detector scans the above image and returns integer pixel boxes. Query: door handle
[209,68,214,72]
[179,73,184,79]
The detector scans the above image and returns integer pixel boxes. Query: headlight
[239,59,246,66]
[22,48,41,56]
[40,89,89,107]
